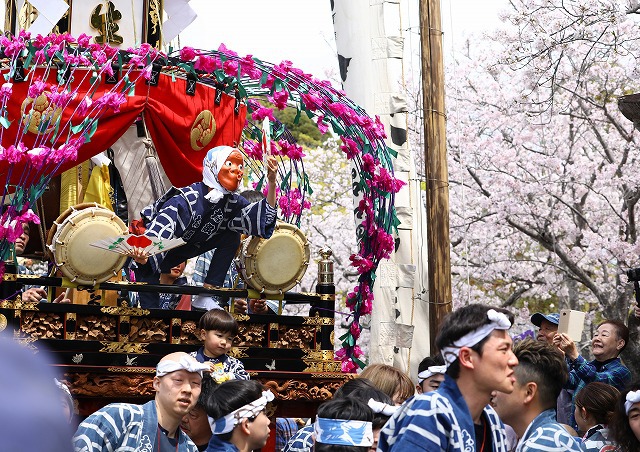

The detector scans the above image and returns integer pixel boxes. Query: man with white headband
[378,304,518,451]
[415,354,446,393]
[73,352,209,451]
[130,146,278,309]
[313,398,374,452]
[203,380,272,451]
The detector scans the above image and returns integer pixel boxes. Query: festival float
[0,0,403,425]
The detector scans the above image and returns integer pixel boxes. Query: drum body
[47,203,128,285]
[237,221,310,295]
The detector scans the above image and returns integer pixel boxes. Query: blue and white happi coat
[73,400,198,452]
[515,409,582,451]
[283,424,313,452]
[138,183,276,282]
[377,375,509,451]
[190,346,249,381]
[205,434,240,452]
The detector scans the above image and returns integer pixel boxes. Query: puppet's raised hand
[266,155,277,184]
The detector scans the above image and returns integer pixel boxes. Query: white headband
[625,390,640,415]
[314,417,373,447]
[417,365,447,384]
[367,398,398,416]
[441,309,511,366]
[210,390,274,435]
[156,355,210,378]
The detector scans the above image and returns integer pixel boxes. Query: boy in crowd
[492,339,581,451]
[190,309,249,381]
[378,304,518,451]
[416,354,446,393]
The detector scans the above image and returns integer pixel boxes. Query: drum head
[240,222,310,295]
[47,203,128,285]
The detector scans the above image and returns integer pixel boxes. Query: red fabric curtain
[0,68,246,188]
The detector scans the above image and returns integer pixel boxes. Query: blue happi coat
[515,408,581,451]
[377,375,509,451]
[73,400,198,451]
[206,435,240,452]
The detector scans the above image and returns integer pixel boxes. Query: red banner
[0,68,246,188]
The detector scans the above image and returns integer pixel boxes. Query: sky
[178,0,509,82]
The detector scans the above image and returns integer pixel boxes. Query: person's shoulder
[283,424,314,452]
[521,423,581,451]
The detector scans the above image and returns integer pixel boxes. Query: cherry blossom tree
[441,0,640,371]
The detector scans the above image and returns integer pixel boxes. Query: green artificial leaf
[255,174,265,191]
[353,356,366,369]
[280,171,291,191]
[259,71,268,87]
[303,173,313,195]
[70,118,87,134]
[23,49,34,69]
[387,145,398,158]
[88,118,99,138]
[0,115,11,129]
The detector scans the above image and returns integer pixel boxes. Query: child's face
[629,403,640,442]
[247,411,271,449]
[202,329,234,358]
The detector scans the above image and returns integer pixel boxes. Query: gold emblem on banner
[191,110,217,151]
[90,1,124,45]
[21,94,63,134]
[0,314,6,332]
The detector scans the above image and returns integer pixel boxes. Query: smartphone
[558,309,586,342]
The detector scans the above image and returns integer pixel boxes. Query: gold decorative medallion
[0,313,7,332]
[21,93,63,134]
[190,110,217,150]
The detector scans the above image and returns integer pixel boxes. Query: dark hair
[358,364,414,404]
[314,398,373,452]
[417,354,445,374]
[596,319,629,353]
[196,374,219,407]
[341,382,393,430]
[436,304,514,379]
[204,379,264,442]
[575,382,619,425]
[512,339,567,409]
[610,380,640,451]
[240,189,265,204]
[198,309,239,336]
[334,378,376,399]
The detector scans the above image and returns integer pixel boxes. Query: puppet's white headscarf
[202,146,239,203]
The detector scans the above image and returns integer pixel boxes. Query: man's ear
[523,381,537,405]
[152,376,161,392]
[458,347,474,370]
[239,418,251,435]
[617,338,625,351]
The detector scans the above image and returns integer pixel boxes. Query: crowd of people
[2,300,633,452]
[6,147,640,451]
